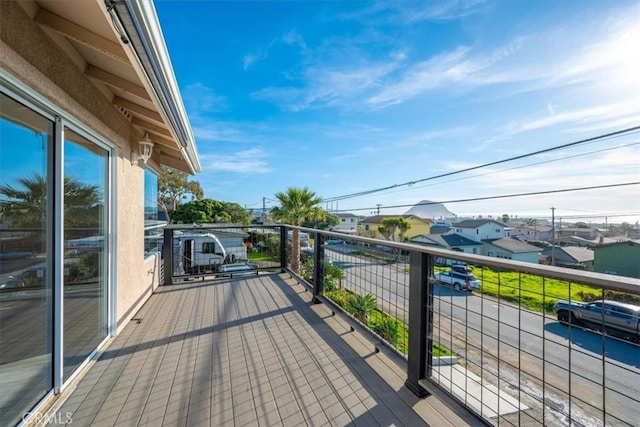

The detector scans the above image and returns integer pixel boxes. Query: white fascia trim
[121,0,202,173]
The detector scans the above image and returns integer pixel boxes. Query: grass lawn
[471,267,603,313]
[247,251,279,262]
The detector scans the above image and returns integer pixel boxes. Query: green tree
[502,214,510,223]
[378,217,411,242]
[303,212,339,230]
[171,198,250,224]
[158,166,203,220]
[270,187,325,273]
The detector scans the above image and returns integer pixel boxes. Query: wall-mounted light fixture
[131,132,154,166]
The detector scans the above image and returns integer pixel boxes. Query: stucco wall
[1,2,158,334]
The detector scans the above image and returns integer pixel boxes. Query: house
[593,240,640,279]
[331,213,360,234]
[357,215,432,240]
[410,233,483,255]
[510,224,553,242]
[0,2,200,425]
[540,246,594,270]
[483,238,541,263]
[453,219,509,240]
[429,224,453,235]
[556,227,598,240]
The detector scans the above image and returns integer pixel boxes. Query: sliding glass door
[0,88,112,425]
[0,92,54,426]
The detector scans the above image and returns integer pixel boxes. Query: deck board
[55,272,479,426]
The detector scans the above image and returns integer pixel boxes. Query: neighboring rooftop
[484,238,541,253]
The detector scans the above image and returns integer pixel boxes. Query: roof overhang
[21,0,201,174]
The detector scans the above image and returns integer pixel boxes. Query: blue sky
[155,0,640,223]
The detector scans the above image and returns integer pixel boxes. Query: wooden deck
[51,272,480,426]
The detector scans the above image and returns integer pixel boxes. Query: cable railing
[159,224,639,426]
[281,225,640,427]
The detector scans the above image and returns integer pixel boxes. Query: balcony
[46,225,639,426]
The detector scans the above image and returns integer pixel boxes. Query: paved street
[325,246,640,425]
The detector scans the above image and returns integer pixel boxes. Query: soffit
[18,0,193,172]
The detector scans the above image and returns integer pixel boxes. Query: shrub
[345,293,377,324]
[325,288,348,308]
[371,317,399,345]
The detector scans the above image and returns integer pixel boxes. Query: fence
[284,225,640,427]
[159,224,640,426]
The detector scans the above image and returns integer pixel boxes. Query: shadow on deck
[52,272,480,426]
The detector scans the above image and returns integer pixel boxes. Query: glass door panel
[0,92,53,426]
[63,128,108,380]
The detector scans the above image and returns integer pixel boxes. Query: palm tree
[270,187,324,273]
[0,175,48,227]
[0,174,101,228]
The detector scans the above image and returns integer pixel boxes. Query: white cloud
[183,83,227,113]
[200,148,271,173]
[282,29,307,50]
[501,101,640,135]
[340,0,487,25]
[252,61,398,111]
[243,51,267,71]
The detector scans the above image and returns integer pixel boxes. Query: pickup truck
[433,270,481,292]
[553,299,640,341]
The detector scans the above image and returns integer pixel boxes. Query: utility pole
[551,207,556,266]
[262,197,267,224]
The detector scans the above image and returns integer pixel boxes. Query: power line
[323,125,640,203]
[333,181,640,213]
[369,141,640,197]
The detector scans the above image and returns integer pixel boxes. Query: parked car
[553,299,640,341]
[433,270,481,292]
[451,265,472,274]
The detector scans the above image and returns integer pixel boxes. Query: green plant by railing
[301,258,344,290]
[324,287,452,357]
[345,293,377,323]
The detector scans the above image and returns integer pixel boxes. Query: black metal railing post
[280,226,287,269]
[405,250,432,397]
[162,227,173,285]
[312,231,324,303]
